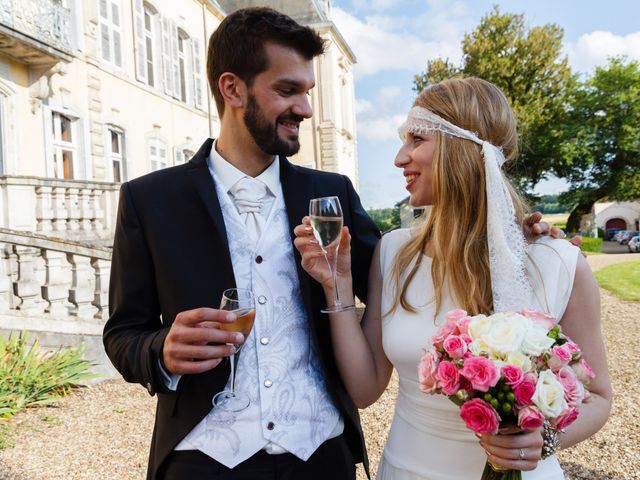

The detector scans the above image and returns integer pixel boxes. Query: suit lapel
[279,156,317,321]
[186,139,233,264]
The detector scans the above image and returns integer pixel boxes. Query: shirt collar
[208,139,280,196]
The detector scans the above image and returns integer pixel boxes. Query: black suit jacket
[103,138,380,479]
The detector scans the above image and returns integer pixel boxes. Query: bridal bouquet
[418,309,595,480]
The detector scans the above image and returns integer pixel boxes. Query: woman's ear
[218,72,247,110]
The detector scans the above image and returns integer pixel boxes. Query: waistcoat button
[255,255,263,264]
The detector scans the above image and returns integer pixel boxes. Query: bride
[293,77,612,479]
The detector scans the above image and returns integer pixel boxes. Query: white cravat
[228,176,270,243]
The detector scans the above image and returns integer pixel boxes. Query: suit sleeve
[103,182,171,395]
[343,176,381,303]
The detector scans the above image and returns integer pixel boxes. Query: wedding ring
[519,448,526,460]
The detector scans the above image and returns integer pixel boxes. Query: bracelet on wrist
[541,421,564,459]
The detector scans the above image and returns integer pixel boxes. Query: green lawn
[594,261,640,302]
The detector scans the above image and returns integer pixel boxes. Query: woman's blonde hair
[391,77,528,317]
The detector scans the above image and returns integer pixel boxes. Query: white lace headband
[399,106,532,312]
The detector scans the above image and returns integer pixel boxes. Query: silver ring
[519,448,526,460]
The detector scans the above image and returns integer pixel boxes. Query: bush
[597,227,606,239]
[580,237,602,253]
[0,333,97,418]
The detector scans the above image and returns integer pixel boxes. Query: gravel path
[0,288,637,479]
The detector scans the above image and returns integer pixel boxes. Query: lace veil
[398,106,532,312]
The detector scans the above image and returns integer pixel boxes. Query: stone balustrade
[0,176,120,243]
[0,228,112,321]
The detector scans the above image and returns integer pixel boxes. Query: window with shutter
[191,38,204,109]
[149,137,168,171]
[161,16,173,95]
[51,111,78,180]
[177,29,190,104]
[107,127,125,182]
[98,0,123,68]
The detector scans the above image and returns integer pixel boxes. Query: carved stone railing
[0,228,111,321]
[0,0,73,57]
[0,176,120,244]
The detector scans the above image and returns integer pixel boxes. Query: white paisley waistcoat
[177,171,341,468]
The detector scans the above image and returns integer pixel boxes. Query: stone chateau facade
[0,0,358,376]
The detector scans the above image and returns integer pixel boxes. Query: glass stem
[324,251,342,307]
[228,351,237,396]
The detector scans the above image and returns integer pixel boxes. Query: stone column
[41,249,70,316]
[67,253,96,318]
[12,246,42,313]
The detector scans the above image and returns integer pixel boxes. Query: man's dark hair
[207,7,325,117]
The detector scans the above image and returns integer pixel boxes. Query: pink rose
[459,398,500,435]
[457,317,472,336]
[555,407,579,430]
[520,309,556,331]
[443,335,468,359]
[514,373,537,406]
[572,358,596,383]
[460,333,473,345]
[502,365,524,387]
[518,406,545,430]
[548,346,572,370]
[446,309,468,323]
[564,341,580,356]
[418,350,440,393]
[557,366,585,407]
[432,322,457,349]
[460,356,500,392]
[436,361,461,395]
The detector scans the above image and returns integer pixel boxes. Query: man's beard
[244,94,303,156]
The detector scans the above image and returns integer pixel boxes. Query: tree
[367,207,400,233]
[413,6,575,192]
[558,58,640,231]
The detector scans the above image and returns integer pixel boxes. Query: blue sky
[330,0,640,209]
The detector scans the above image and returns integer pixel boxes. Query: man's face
[243,43,315,156]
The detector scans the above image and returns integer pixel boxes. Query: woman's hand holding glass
[293,216,353,302]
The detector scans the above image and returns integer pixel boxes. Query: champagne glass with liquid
[309,196,355,313]
[212,288,256,411]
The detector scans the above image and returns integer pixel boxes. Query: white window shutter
[174,148,184,165]
[161,16,173,95]
[170,21,181,100]
[191,38,204,109]
[133,0,146,82]
[100,22,111,62]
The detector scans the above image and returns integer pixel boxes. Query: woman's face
[394,131,437,206]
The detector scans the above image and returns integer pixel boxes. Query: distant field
[541,213,569,226]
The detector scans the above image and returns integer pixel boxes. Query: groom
[103,7,379,480]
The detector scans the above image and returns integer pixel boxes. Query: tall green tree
[559,58,640,231]
[413,6,575,191]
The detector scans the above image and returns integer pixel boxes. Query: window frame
[107,126,125,182]
[97,0,123,69]
[51,111,79,180]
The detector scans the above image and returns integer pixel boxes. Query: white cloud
[349,0,402,13]
[332,6,466,79]
[566,31,640,73]
[357,113,406,142]
[355,98,373,114]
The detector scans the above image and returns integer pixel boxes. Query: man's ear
[218,73,247,109]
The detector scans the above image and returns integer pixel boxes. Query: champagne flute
[309,196,355,313]
[212,288,256,412]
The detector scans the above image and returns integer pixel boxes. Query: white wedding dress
[376,229,580,480]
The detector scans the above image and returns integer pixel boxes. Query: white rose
[469,337,494,357]
[506,351,533,372]
[482,315,528,355]
[532,370,568,418]
[521,325,555,356]
[468,314,491,340]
